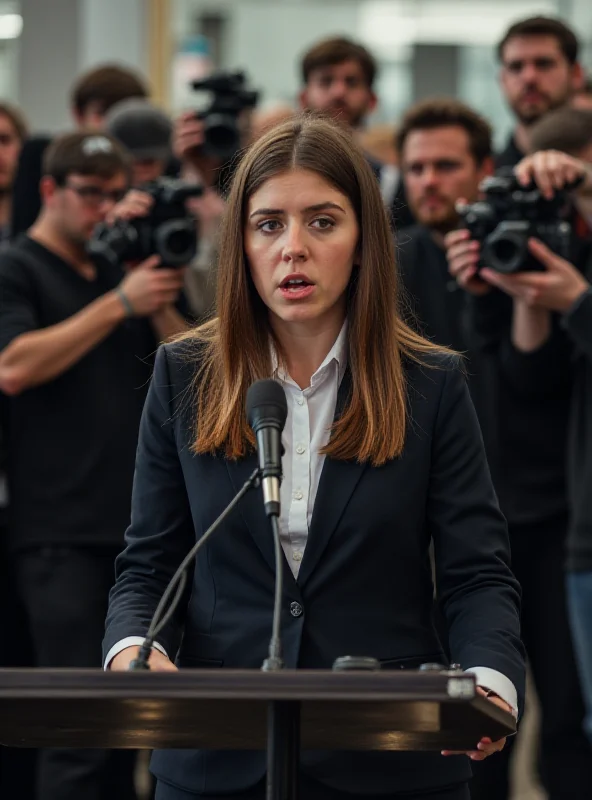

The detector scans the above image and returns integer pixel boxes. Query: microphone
[246,380,287,518]
[246,379,288,672]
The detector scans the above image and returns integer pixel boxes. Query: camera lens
[482,226,528,274]
[88,222,139,269]
[155,220,198,267]
[490,239,521,271]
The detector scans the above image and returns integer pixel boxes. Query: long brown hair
[182,114,449,466]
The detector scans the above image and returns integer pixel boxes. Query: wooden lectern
[0,668,516,800]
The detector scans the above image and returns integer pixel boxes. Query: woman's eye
[311,217,335,230]
[258,219,282,233]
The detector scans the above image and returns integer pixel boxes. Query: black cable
[129,467,261,670]
[150,569,188,642]
[261,513,284,671]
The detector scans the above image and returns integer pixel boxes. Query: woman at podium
[104,114,525,800]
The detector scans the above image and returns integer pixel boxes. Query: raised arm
[0,256,186,395]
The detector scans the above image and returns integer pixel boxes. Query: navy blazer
[104,342,525,796]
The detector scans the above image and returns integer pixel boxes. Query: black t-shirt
[0,236,164,551]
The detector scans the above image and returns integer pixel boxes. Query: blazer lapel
[297,370,368,586]
[224,453,276,572]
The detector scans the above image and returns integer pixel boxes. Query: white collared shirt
[272,322,348,578]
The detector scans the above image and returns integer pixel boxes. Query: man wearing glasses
[0,132,187,800]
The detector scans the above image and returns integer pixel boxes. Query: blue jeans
[567,571,592,744]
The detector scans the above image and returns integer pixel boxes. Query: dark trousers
[155,776,470,800]
[15,545,139,800]
[470,515,592,800]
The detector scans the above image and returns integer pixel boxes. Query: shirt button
[292,551,302,562]
[296,444,306,455]
[296,397,305,406]
[290,601,303,617]
[294,491,303,501]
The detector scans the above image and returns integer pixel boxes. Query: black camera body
[192,70,259,161]
[458,170,573,274]
[89,177,203,269]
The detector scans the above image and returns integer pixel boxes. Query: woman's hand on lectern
[441,686,513,760]
[109,645,179,672]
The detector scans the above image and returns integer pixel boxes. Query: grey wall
[412,44,459,101]
[17,0,149,133]
[18,0,80,131]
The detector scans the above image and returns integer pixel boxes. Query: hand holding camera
[445,226,491,296]
[514,150,592,200]
[446,151,591,312]
[173,112,207,162]
[191,70,259,162]
[479,238,589,313]
[456,168,574,276]
[89,177,203,270]
[117,255,187,317]
[106,189,154,224]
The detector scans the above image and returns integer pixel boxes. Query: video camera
[192,70,259,161]
[458,169,576,274]
[88,177,203,269]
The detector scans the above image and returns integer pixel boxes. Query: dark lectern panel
[0,669,515,751]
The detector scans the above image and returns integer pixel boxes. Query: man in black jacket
[395,98,494,419]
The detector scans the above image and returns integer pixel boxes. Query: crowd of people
[0,11,592,800]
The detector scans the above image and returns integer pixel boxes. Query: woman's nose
[282,226,308,262]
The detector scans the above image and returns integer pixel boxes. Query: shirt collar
[271,320,348,386]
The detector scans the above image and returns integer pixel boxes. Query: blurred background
[2,3,592,800]
[2,0,589,147]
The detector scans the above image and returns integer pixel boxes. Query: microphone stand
[128,452,292,799]
[261,511,294,800]
[261,512,284,673]
[129,467,262,671]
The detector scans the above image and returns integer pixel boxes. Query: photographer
[445,153,592,798]
[0,132,187,800]
[394,99,494,419]
[458,151,592,749]
[103,98,224,321]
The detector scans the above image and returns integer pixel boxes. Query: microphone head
[246,379,287,434]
